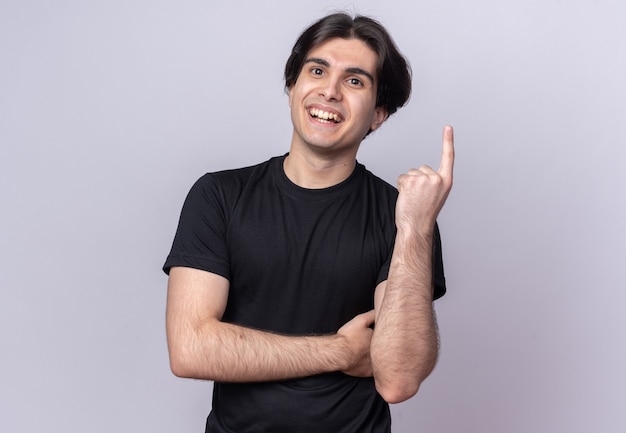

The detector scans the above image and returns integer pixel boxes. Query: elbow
[166,320,222,380]
[375,379,421,404]
[168,343,202,379]
[373,358,437,404]
[375,346,439,403]
[167,334,220,381]
[169,350,193,378]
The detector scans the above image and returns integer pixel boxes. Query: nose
[319,76,342,101]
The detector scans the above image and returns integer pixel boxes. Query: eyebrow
[304,57,376,85]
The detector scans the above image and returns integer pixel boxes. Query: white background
[1,0,625,432]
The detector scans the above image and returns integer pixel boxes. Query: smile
[309,108,342,123]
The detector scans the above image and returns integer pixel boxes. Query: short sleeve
[162,174,231,279]
[432,222,446,300]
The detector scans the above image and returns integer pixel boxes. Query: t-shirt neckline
[271,154,364,201]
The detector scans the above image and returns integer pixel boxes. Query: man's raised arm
[371,125,455,403]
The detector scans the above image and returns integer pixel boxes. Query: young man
[163,12,454,433]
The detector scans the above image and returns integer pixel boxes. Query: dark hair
[284,12,412,117]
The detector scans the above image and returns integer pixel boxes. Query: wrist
[331,333,353,371]
[396,223,434,245]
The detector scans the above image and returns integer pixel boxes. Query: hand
[337,310,375,377]
[395,125,455,233]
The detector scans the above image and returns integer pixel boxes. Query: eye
[347,77,364,87]
[311,67,324,76]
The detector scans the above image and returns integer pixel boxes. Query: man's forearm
[166,267,375,383]
[168,319,352,382]
[370,228,440,403]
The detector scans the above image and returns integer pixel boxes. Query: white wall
[1,0,624,432]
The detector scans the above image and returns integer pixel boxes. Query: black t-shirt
[164,155,446,432]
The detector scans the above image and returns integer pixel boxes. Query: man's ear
[370,107,389,132]
[288,86,294,107]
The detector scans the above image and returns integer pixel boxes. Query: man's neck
[283,149,357,189]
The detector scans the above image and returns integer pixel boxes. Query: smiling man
[163,12,454,433]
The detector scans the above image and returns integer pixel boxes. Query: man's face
[288,37,387,156]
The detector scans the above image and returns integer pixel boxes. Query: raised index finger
[438,125,455,177]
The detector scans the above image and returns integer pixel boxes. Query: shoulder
[189,157,279,198]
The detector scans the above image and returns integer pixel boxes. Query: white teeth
[310,108,341,122]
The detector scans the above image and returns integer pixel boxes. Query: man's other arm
[166,266,375,382]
